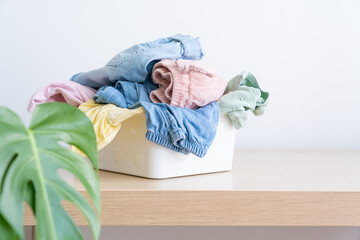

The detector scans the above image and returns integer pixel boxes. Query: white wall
[1,0,359,150]
[2,0,360,239]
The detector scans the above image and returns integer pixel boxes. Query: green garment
[217,72,269,129]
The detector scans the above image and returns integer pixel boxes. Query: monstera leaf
[0,213,18,239]
[0,103,101,240]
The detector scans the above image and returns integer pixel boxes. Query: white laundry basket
[98,113,236,179]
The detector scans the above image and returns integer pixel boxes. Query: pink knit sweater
[150,59,226,109]
[28,81,96,112]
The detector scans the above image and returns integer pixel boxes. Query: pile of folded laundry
[28,34,269,158]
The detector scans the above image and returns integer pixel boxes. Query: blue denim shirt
[94,81,218,158]
[142,101,218,157]
[94,78,157,109]
[71,34,204,89]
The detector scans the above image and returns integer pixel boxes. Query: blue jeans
[71,34,204,89]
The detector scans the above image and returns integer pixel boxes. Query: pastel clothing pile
[27,34,269,158]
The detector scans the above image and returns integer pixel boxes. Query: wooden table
[24,150,360,226]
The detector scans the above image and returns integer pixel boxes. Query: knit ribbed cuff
[146,131,189,154]
[146,131,208,158]
[170,73,189,108]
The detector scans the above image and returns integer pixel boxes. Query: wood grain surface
[24,150,360,226]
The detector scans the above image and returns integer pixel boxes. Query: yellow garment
[75,99,145,152]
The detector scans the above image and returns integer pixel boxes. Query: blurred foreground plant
[0,103,100,240]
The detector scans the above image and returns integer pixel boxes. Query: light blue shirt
[71,34,204,89]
